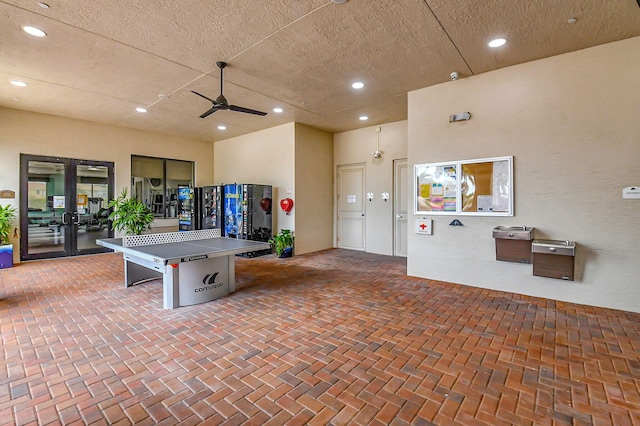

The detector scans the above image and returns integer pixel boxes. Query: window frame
[131,155,194,219]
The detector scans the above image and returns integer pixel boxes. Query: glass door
[20,154,114,260]
[74,160,113,254]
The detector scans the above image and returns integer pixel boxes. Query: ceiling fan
[191,61,267,118]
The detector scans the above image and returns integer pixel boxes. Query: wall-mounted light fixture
[371,126,383,159]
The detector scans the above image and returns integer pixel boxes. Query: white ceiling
[1,0,639,141]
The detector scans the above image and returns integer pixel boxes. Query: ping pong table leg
[163,264,180,309]
[228,255,236,293]
[124,258,162,287]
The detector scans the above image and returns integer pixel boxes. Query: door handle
[62,212,70,225]
[361,213,365,217]
[73,212,81,225]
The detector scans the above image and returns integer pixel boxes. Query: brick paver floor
[1,249,639,425]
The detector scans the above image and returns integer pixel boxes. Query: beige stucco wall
[214,122,334,255]
[213,123,296,236]
[333,121,408,255]
[407,37,640,313]
[0,107,214,257]
[294,123,333,254]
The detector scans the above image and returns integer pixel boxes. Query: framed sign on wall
[415,156,513,216]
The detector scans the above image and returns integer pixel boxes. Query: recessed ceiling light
[359,116,368,121]
[136,107,147,113]
[273,107,283,113]
[37,2,50,8]
[488,38,507,48]
[158,94,170,100]
[10,80,28,87]
[22,26,47,37]
[567,18,577,24]
[352,82,365,90]
[217,125,227,130]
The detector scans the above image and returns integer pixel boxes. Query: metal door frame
[20,154,115,261]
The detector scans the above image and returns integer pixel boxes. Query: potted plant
[268,229,294,258]
[0,204,17,269]
[107,188,154,235]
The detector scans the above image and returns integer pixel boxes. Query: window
[131,155,194,219]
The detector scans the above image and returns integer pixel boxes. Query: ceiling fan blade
[229,104,268,116]
[200,106,220,118]
[191,90,217,104]
[192,62,266,119]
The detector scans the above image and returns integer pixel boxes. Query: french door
[20,154,115,260]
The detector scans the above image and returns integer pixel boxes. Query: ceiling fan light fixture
[488,38,507,48]
[22,25,47,37]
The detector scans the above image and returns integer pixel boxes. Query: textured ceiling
[1,0,639,142]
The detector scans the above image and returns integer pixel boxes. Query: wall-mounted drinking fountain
[492,226,534,263]
[532,239,576,281]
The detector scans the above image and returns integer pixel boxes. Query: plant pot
[0,244,13,269]
[278,247,293,258]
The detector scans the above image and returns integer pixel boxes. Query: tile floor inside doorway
[1,249,639,425]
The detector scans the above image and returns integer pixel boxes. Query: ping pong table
[97,229,271,309]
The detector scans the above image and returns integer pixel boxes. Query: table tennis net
[123,229,221,247]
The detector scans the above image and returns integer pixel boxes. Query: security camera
[372,150,382,159]
[450,71,459,81]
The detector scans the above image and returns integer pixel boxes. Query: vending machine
[223,184,242,238]
[177,186,194,231]
[223,183,273,256]
[194,186,223,230]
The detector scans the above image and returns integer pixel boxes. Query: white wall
[0,107,214,254]
[407,37,640,313]
[334,121,408,255]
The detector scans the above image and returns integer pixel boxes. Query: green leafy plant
[0,204,17,245]
[268,229,294,257]
[107,188,154,235]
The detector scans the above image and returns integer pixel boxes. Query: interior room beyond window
[131,156,194,219]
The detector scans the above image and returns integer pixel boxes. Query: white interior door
[337,163,365,251]
[394,159,408,257]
